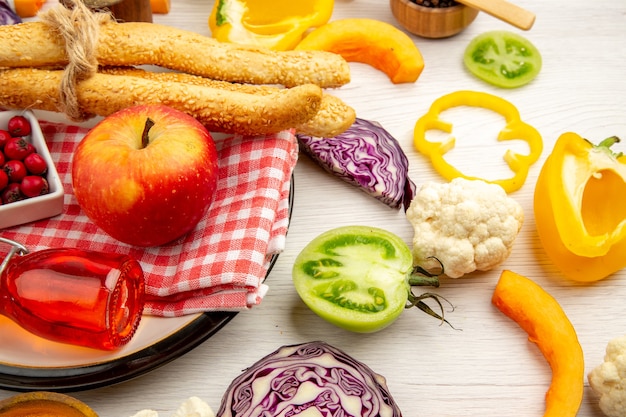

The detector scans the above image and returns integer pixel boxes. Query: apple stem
[141,118,155,149]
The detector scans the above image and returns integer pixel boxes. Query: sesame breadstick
[0,21,351,88]
[99,67,356,137]
[0,68,323,135]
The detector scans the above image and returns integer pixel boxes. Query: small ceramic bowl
[0,110,64,229]
[0,391,98,416]
[390,0,479,38]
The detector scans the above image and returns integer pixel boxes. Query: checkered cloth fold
[1,122,298,317]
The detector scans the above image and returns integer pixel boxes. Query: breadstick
[0,21,351,88]
[99,67,356,137]
[0,68,323,135]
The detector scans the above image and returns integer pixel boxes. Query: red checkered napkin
[1,122,298,317]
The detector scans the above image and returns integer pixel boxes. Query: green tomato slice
[292,225,412,333]
[464,30,542,88]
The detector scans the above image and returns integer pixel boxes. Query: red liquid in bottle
[0,248,145,350]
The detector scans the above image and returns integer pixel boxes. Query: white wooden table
[2,0,626,416]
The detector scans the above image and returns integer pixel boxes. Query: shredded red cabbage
[217,341,403,417]
[297,118,416,211]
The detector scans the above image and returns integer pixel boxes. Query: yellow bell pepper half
[209,0,334,51]
[534,133,626,282]
[413,91,543,193]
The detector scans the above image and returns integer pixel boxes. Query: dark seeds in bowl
[410,0,459,7]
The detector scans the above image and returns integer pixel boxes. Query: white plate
[0,254,283,392]
[0,310,235,391]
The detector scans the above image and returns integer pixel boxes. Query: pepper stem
[141,118,155,149]
[598,136,620,148]
[589,136,622,158]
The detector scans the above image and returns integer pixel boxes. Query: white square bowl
[0,110,64,229]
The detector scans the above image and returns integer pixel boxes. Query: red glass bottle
[0,237,145,350]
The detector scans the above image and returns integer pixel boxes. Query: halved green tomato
[292,225,444,333]
[463,30,542,88]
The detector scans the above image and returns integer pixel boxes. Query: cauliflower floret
[129,397,215,417]
[406,177,524,278]
[588,335,626,417]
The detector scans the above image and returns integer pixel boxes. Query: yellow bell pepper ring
[413,91,543,193]
[534,133,626,282]
[208,0,334,51]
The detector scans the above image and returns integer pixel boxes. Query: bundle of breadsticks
[0,3,356,137]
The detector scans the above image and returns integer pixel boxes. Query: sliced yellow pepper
[534,133,626,282]
[413,91,543,193]
[208,0,334,51]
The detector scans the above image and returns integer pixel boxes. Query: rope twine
[39,0,112,121]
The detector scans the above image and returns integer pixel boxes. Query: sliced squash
[295,18,424,84]
[13,0,46,17]
[150,0,170,14]
[492,270,584,417]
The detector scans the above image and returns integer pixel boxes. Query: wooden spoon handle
[456,0,535,30]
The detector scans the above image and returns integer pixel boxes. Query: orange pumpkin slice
[492,270,584,417]
[150,0,170,14]
[295,18,424,84]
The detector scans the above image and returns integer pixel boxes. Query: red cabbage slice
[217,341,403,417]
[0,0,21,25]
[297,118,416,211]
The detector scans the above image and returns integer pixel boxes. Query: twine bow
[39,0,112,121]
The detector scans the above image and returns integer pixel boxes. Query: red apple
[72,105,219,247]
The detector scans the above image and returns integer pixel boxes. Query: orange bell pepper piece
[534,133,626,282]
[413,91,543,193]
[492,270,584,417]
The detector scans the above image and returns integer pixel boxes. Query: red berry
[0,169,8,190]
[7,115,32,137]
[0,130,11,149]
[0,151,4,166]
[4,137,34,161]
[3,159,27,183]
[1,182,23,204]
[20,175,49,198]
[23,152,48,175]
